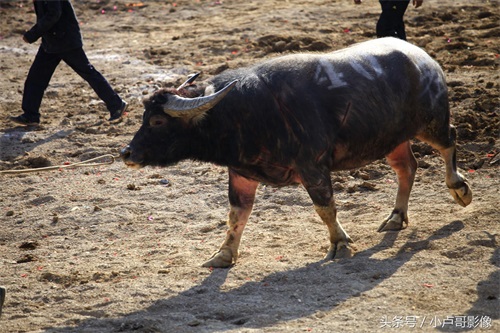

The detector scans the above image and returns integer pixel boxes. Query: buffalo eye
[149,115,167,127]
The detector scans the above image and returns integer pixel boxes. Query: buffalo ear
[161,80,238,121]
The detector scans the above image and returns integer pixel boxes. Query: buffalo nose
[120,145,131,160]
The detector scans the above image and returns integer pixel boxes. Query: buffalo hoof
[449,182,472,207]
[201,248,234,268]
[378,213,408,232]
[324,240,355,260]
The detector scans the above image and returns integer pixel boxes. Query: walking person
[0,286,5,318]
[10,0,127,126]
[354,0,424,41]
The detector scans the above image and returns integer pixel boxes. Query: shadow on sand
[437,234,499,332]
[45,221,467,332]
[0,127,74,162]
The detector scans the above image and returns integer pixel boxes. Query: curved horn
[162,80,238,120]
[176,72,200,90]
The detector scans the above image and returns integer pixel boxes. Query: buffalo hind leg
[202,170,258,268]
[440,146,472,206]
[418,125,472,207]
[303,172,355,260]
[379,141,417,232]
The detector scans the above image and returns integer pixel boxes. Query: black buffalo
[121,37,472,267]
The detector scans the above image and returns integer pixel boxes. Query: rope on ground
[0,154,118,175]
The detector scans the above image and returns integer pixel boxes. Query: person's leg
[377,0,394,38]
[61,47,123,113]
[21,46,61,123]
[393,0,410,41]
[377,0,410,40]
[0,286,5,317]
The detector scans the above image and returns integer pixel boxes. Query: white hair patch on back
[418,70,447,109]
[315,58,349,90]
[365,55,384,77]
[350,61,375,80]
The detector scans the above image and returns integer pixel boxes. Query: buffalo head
[121,80,238,169]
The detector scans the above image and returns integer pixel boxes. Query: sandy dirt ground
[0,0,499,332]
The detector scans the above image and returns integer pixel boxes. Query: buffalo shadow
[41,220,467,332]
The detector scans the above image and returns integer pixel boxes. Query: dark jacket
[24,0,83,53]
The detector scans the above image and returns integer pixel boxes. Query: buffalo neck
[187,106,242,167]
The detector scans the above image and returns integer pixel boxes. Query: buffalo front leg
[202,169,258,268]
[315,201,355,260]
[303,172,355,260]
[379,141,417,232]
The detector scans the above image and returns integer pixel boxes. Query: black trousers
[22,46,122,122]
[377,0,410,41]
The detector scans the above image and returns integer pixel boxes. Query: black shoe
[10,114,39,126]
[108,101,128,122]
[0,286,5,317]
